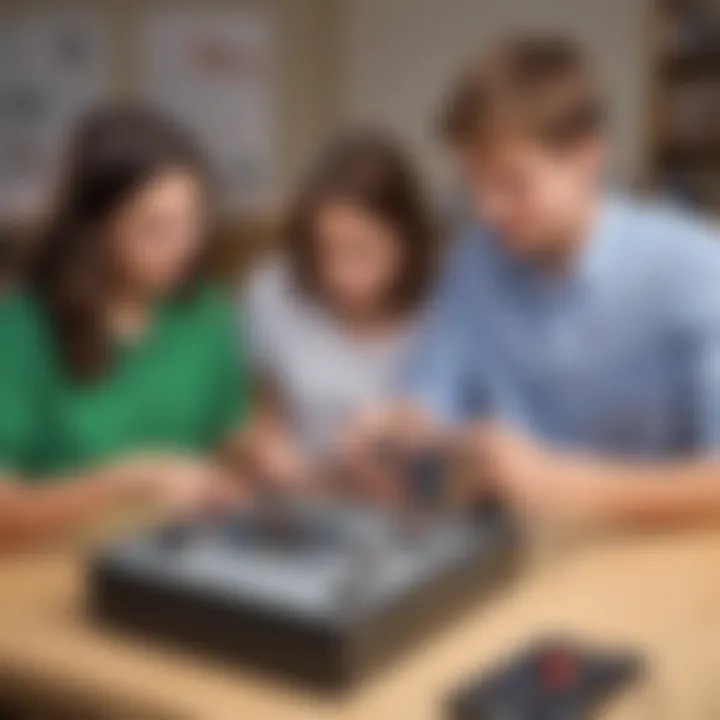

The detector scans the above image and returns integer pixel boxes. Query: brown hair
[285,129,436,313]
[439,35,605,149]
[32,106,212,382]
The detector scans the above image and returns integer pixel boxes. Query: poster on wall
[139,9,277,213]
[0,12,111,217]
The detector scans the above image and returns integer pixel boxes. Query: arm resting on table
[0,467,127,548]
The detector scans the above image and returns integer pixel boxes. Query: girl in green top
[0,108,250,547]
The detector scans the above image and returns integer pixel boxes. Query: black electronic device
[88,495,517,691]
[446,638,643,720]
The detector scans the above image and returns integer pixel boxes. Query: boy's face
[462,135,604,259]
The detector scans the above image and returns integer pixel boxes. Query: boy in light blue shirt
[358,35,720,527]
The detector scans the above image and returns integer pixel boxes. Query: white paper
[140,9,277,212]
[0,12,111,215]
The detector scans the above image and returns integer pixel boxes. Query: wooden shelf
[661,47,720,79]
[658,140,720,168]
[647,2,720,214]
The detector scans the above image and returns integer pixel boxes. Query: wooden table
[2,528,720,719]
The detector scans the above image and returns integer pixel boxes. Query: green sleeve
[204,289,252,445]
[0,294,44,475]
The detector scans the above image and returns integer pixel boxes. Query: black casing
[88,507,518,692]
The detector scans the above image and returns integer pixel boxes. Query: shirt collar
[575,195,626,285]
[483,195,624,292]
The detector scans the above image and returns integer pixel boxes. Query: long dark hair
[32,106,211,382]
[285,129,436,314]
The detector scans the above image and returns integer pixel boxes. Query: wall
[0,0,656,206]
[0,0,338,210]
[337,0,654,189]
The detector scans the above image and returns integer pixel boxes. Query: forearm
[0,467,127,548]
[557,454,720,528]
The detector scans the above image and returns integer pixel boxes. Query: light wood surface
[2,528,720,719]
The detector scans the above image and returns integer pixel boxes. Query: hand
[336,403,448,508]
[342,401,442,459]
[460,423,608,525]
[236,415,315,492]
[112,453,245,515]
[256,435,313,490]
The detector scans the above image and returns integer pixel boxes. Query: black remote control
[446,638,642,720]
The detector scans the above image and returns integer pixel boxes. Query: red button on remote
[538,650,579,689]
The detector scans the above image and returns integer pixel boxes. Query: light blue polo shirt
[406,196,720,456]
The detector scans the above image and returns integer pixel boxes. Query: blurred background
[0,3,718,718]
[0,0,717,285]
